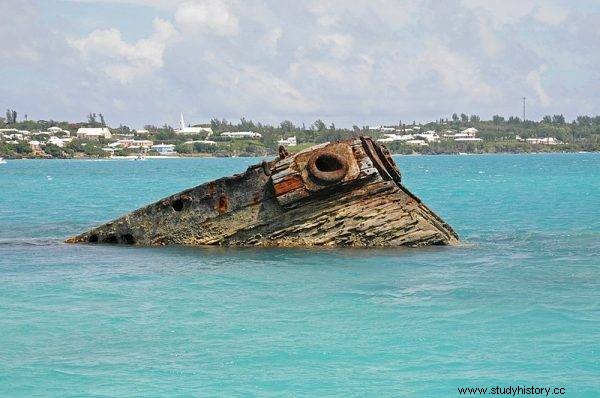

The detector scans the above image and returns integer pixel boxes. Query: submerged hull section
[66,138,459,247]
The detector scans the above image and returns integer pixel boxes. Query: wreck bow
[66,137,459,247]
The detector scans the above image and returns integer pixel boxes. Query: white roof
[184,140,217,145]
[77,127,111,135]
[221,131,262,138]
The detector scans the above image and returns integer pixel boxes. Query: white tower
[179,113,186,130]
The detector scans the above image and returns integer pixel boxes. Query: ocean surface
[0,154,598,397]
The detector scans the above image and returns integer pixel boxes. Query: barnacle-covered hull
[66,137,458,247]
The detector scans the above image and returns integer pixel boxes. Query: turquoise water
[0,154,598,397]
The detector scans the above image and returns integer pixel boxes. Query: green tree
[280,120,294,132]
[312,119,326,131]
[14,141,32,154]
[44,144,63,158]
[174,144,193,154]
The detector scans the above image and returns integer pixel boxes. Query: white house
[76,127,112,140]
[417,131,440,142]
[184,140,217,145]
[526,137,560,145]
[7,133,24,140]
[48,126,69,136]
[176,113,213,135]
[377,134,414,143]
[454,136,483,142]
[460,127,479,136]
[108,139,153,149]
[152,143,176,154]
[369,125,399,132]
[453,127,482,142]
[47,136,72,147]
[406,139,428,146]
[221,131,262,139]
[277,136,297,146]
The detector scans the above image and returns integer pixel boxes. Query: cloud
[69,18,179,83]
[461,0,536,28]
[319,33,354,59]
[174,0,238,36]
[527,64,551,106]
[67,0,184,9]
[534,4,568,25]
[3,0,600,126]
[418,41,497,101]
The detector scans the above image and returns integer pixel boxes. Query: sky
[1,0,599,128]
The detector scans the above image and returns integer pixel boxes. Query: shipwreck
[66,137,459,247]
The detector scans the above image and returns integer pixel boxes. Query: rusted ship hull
[66,137,458,247]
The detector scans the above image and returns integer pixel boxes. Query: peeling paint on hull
[65,137,459,247]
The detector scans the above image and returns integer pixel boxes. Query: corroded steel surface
[66,137,459,247]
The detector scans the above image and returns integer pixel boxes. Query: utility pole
[522,97,526,122]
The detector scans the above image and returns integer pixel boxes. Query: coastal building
[526,137,560,145]
[461,127,478,135]
[277,136,297,146]
[369,125,400,132]
[48,126,69,136]
[6,133,24,140]
[176,113,213,135]
[377,133,414,143]
[454,136,483,142]
[417,131,440,142]
[1,128,31,136]
[76,127,112,140]
[406,139,428,146]
[108,139,153,149]
[221,131,262,139]
[184,140,217,145]
[47,136,73,147]
[152,143,176,154]
[453,127,482,142]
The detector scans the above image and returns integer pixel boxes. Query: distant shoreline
[2,149,597,161]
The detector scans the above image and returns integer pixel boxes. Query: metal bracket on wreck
[65,137,459,247]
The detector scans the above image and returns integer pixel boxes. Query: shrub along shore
[1,114,599,159]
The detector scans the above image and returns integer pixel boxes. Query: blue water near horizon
[0,154,598,396]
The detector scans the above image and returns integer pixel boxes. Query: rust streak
[217,195,228,214]
[273,175,304,196]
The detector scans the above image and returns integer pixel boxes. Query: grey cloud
[2,0,599,127]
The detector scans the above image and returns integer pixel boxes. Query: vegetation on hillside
[1,112,600,158]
